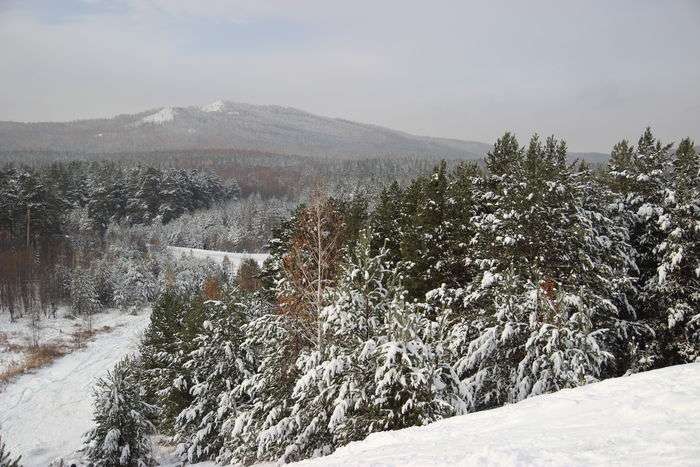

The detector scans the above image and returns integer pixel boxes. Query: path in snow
[0,312,151,466]
[293,363,700,467]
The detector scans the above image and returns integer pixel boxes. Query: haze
[1,0,698,152]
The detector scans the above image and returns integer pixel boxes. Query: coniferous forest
[65,128,699,466]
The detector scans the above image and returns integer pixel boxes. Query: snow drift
[293,363,700,466]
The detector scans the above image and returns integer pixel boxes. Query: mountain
[293,363,700,467]
[0,101,493,160]
[0,101,609,162]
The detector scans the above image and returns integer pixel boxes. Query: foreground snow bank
[0,311,150,466]
[294,363,700,467]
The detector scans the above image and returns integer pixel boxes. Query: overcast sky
[1,0,698,152]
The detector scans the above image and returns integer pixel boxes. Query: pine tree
[262,234,466,463]
[657,138,700,362]
[70,267,101,330]
[83,356,157,466]
[174,296,253,463]
[222,312,302,465]
[111,258,157,313]
[0,433,22,467]
[370,181,403,265]
[606,128,675,370]
[140,291,199,434]
[456,133,631,409]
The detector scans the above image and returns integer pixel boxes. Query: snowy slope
[0,312,150,466]
[168,246,269,271]
[293,363,700,467]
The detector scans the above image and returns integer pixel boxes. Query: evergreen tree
[140,291,203,434]
[369,181,403,265]
[657,138,700,362]
[260,234,465,463]
[174,296,253,463]
[0,433,21,467]
[222,312,302,465]
[70,268,101,330]
[83,356,157,466]
[456,133,631,409]
[607,128,675,370]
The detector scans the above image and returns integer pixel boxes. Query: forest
[68,128,699,465]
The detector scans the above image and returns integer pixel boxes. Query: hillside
[293,363,700,467]
[0,101,493,160]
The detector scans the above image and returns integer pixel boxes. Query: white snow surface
[0,311,151,466]
[167,246,269,271]
[141,107,175,124]
[293,363,700,467]
[201,100,225,112]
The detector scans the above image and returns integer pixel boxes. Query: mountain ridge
[0,100,608,162]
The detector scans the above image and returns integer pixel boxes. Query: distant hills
[0,101,608,162]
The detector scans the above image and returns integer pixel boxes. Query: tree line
[0,162,237,333]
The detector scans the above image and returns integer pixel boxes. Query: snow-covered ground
[0,311,150,466]
[0,309,117,377]
[293,363,700,467]
[167,246,269,271]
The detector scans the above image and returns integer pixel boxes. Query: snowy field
[294,363,700,467]
[0,309,122,378]
[0,311,150,466]
[167,246,269,271]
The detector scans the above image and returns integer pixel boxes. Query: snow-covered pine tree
[228,189,346,463]
[0,433,22,467]
[111,258,157,313]
[70,267,101,330]
[83,355,157,467]
[657,138,700,362]
[264,233,466,463]
[256,232,395,463]
[173,294,254,463]
[140,291,202,434]
[221,311,302,465]
[456,133,631,410]
[372,291,464,430]
[606,129,675,369]
[369,181,403,265]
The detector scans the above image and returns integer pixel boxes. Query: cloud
[1,0,699,151]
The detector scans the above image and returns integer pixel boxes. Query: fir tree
[83,356,157,467]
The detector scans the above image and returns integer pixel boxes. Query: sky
[1,0,698,152]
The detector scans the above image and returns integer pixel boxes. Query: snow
[201,100,225,112]
[0,311,151,466]
[141,107,175,124]
[0,308,92,376]
[292,363,700,467]
[167,246,269,271]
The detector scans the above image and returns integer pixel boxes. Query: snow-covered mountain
[0,101,494,159]
[293,363,700,467]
